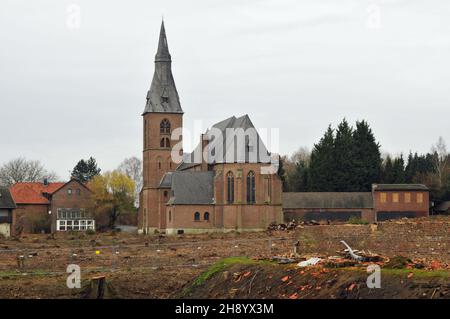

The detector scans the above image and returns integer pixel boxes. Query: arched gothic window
[227,171,234,204]
[160,137,170,148]
[160,119,171,134]
[194,212,200,221]
[246,171,256,204]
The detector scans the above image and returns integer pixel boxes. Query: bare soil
[0,223,448,299]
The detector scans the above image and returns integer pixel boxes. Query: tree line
[280,120,450,200]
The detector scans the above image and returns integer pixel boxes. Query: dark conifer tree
[71,157,101,183]
[309,126,335,191]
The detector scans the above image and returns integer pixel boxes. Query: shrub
[348,216,369,225]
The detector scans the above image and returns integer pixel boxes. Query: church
[138,22,283,235]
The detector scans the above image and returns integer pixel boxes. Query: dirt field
[0,231,293,298]
[0,217,448,299]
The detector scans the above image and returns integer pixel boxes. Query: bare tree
[0,158,58,186]
[117,157,142,207]
[290,146,311,165]
[431,136,449,188]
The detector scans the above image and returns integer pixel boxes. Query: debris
[347,283,356,291]
[95,250,101,255]
[385,256,412,269]
[293,240,300,256]
[407,272,414,279]
[17,255,25,268]
[430,261,441,270]
[289,292,299,299]
[298,257,322,268]
[281,276,290,282]
[267,220,297,231]
[233,272,243,282]
[340,241,364,261]
[271,256,297,264]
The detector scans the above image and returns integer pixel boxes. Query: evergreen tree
[309,126,335,191]
[352,120,381,191]
[381,155,406,183]
[381,155,394,183]
[71,157,101,183]
[292,160,309,192]
[333,119,356,191]
[392,155,406,183]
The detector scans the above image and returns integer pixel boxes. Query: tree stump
[90,276,106,299]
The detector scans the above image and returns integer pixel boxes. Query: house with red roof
[9,179,94,234]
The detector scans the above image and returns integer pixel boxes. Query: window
[169,211,172,222]
[76,189,81,196]
[160,119,171,134]
[405,193,411,203]
[392,193,399,203]
[204,212,210,221]
[144,120,147,147]
[227,171,234,204]
[380,192,387,203]
[160,137,170,148]
[417,193,424,204]
[246,171,256,204]
[194,212,200,221]
[158,162,161,169]
[161,96,169,103]
[67,188,72,195]
[163,191,168,199]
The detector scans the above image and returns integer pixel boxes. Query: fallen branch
[340,241,364,262]
[248,270,260,296]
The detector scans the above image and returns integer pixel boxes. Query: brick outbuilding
[282,184,430,223]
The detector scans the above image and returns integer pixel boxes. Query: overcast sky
[1,0,449,180]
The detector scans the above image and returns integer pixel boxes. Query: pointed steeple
[143,21,183,114]
[155,20,171,62]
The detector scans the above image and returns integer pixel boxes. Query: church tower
[140,21,183,233]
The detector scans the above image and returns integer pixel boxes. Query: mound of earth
[182,257,450,299]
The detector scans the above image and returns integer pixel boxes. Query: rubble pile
[267,221,298,231]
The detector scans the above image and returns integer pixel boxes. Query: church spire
[143,21,183,114]
[155,20,171,62]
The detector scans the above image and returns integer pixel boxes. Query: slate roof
[143,21,183,115]
[167,171,214,205]
[372,184,429,191]
[0,187,16,209]
[159,172,173,188]
[177,114,271,170]
[282,192,373,209]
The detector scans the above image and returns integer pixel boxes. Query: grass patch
[341,267,450,279]
[0,269,55,278]
[347,217,369,225]
[380,268,450,278]
[180,256,269,297]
